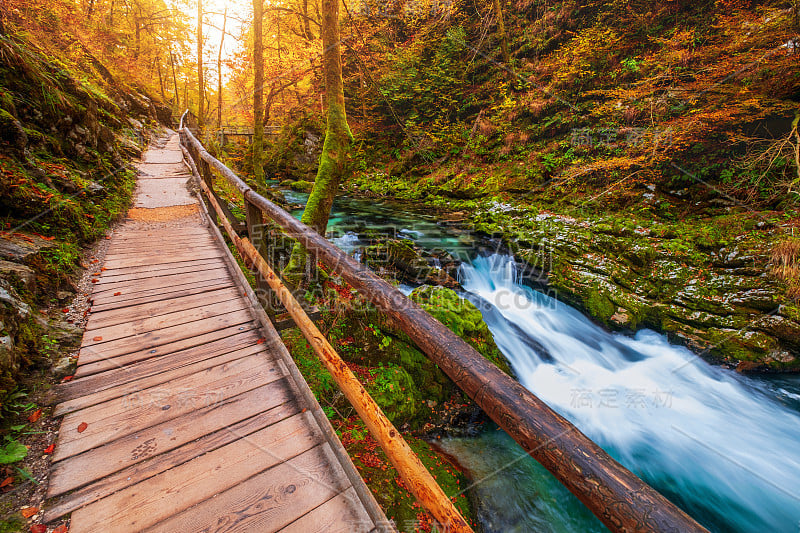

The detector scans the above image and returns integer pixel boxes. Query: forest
[0,0,799,531]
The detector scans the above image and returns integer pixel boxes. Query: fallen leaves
[53,525,68,533]
[92,336,102,342]
[0,476,13,487]
[256,338,266,344]
[44,443,55,454]
[30,525,47,533]
[90,279,98,283]
[61,375,73,383]
[113,291,121,296]
[20,507,38,518]
[27,409,42,423]
[77,422,88,433]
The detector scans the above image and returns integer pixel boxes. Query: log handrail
[179,122,709,533]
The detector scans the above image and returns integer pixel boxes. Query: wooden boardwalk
[44,133,386,532]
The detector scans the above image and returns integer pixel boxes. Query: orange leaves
[44,443,55,454]
[0,476,13,488]
[30,525,47,533]
[21,507,38,518]
[113,291,121,296]
[27,409,42,423]
[92,336,103,342]
[77,422,88,433]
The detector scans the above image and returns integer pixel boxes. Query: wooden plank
[54,354,282,461]
[91,269,230,299]
[44,399,301,521]
[55,342,266,416]
[48,378,295,498]
[85,287,242,330]
[58,330,261,401]
[102,250,225,270]
[75,321,259,377]
[67,412,322,533]
[103,244,219,261]
[93,259,227,285]
[89,278,234,313]
[81,300,243,349]
[143,443,354,533]
[111,228,211,240]
[277,487,372,533]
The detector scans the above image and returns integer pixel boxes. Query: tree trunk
[302,0,313,40]
[493,0,509,64]
[217,7,227,128]
[284,0,352,284]
[197,0,205,128]
[253,0,265,182]
[157,60,165,100]
[170,47,179,109]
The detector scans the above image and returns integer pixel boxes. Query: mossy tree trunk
[253,0,265,182]
[493,0,509,64]
[284,0,353,285]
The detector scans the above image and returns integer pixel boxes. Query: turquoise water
[281,190,800,532]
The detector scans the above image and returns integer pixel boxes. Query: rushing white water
[458,254,800,532]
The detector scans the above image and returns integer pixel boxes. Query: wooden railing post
[245,197,279,316]
[199,159,218,224]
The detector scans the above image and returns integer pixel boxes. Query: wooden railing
[179,114,708,533]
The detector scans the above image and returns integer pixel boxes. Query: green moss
[584,286,616,325]
[289,179,314,192]
[411,285,513,375]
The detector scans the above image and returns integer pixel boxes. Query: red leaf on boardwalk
[0,476,12,488]
[44,444,55,454]
[77,422,88,433]
[113,292,121,296]
[91,279,98,283]
[20,507,38,518]
[27,409,42,423]
[92,336,102,342]
[30,525,46,533]
[256,338,266,344]
[61,375,73,383]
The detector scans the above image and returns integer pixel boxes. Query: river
[283,189,800,532]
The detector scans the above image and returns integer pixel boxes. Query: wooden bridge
[42,120,709,532]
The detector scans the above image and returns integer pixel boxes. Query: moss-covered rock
[411,285,513,376]
[289,179,314,192]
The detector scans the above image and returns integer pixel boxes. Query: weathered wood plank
[60,330,259,399]
[91,269,230,299]
[54,354,282,461]
[277,487,372,533]
[44,399,301,521]
[101,250,225,270]
[48,377,294,498]
[67,412,322,533]
[74,321,259,377]
[55,342,266,416]
[85,287,242,330]
[77,308,253,364]
[143,444,351,533]
[94,258,226,281]
[89,278,234,312]
[81,299,241,348]
[105,238,216,254]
